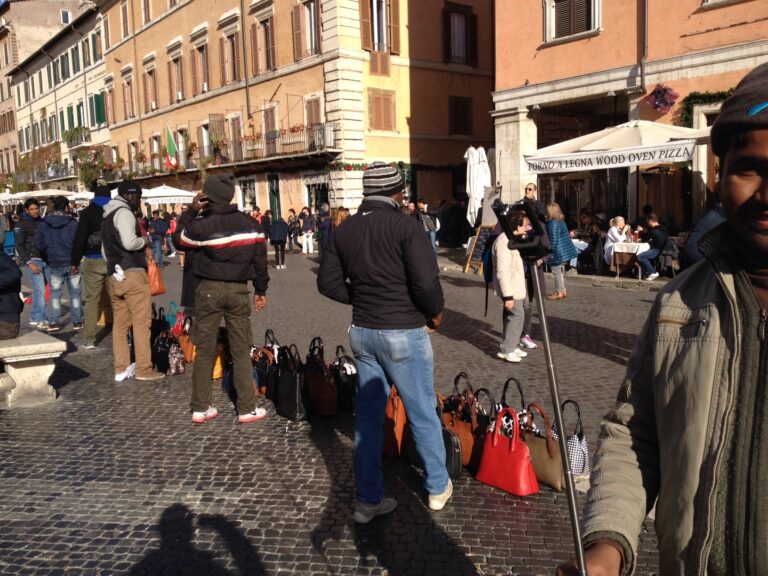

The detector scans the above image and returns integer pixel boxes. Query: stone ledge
[0,330,66,409]
[0,330,67,359]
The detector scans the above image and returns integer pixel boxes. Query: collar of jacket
[21,212,40,222]
[361,196,400,210]
[204,204,239,215]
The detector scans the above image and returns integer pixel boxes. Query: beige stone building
[493,0,768,230]
[10,7,110,193]
[98,0,494,214]
[0,0,85,190]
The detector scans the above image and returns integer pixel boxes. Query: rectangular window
[443,4,477,66]
[175,57,185,100]
[47,64,52,89]
[92,32,102,62]
[106,88,115,123]
[262,18,275,72]
[3,43,8,67]
[291,0,321,61]
[61,9,71,24]
[198,44,209,91]
[448,96,472,135]
[72,45,81,74]
[103,16,111,50]
[30,77,35,99]
[38,71,43,95]
[144,70,157,111]
[360,0,400,55]
[59,110,65,134]
[76,102,85,127]
[121,1,130,38]
[50,114,57,140]
[123,79,134,119]
[228,34,240,82]
[88,95,96,128]
[95,92,106,124]
[368,88,395,131]
[53,60,60,84]
[60,53,70,80]
[549,0,597,40]
[23,80,29,103]
[83,39,91,67]
[142,0,151,24]
[18,129,24,153]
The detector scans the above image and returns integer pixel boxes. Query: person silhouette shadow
[130,504,265,575]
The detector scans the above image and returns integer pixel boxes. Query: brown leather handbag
[522,402,565,491]
[383,386,407,457]
[441,372,485,469]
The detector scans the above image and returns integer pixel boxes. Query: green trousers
[81,258,109,346]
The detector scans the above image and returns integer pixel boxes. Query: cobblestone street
[1,252,661,575]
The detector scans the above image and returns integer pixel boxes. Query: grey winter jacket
[581,223,747,575]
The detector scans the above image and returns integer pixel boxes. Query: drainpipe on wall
[240,0,251,128]
[130,0,144,150]
[640,0,648,93]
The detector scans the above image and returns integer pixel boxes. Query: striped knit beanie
[362,162,404,197]
[711,63,768,158]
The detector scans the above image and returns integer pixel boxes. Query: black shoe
[73,322,84,330]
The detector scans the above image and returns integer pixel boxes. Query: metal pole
[529,264,588,576]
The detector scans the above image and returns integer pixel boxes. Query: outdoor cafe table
[611,242,651,279]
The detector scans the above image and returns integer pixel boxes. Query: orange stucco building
[95,0,494,214]
[493,0,768,229]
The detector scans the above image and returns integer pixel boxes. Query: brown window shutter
[370,52,379,75]
[554,0,571,38]
[360,0,372,51]
[292,5,303,62]
[233,34,241,81]
[443,9,451,62]
[196,125,204,159]
[178,56,185,98]
[314,0,322,53]
[201,45,209,86]
[250,23,259,75]
[219,37,226,85]
[306,98,320,125]
[167,60,174,104]
[268,17,276,70]
[389,0,400,55]
[574,0,590,34]
[383,92,394,131]
[468,14,478,66]
[143,72,149,112]
[123,83,129,119]
[190,48,198,96]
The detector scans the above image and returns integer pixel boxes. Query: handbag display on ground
[553,399,591,477]
[522,402,565,491]
[440,372,478,468]
[331,345,357,413]
[403,401,463,480]
[304,336,337,417]
[383,386,407,457]
[152,330,175,374]
[276,344,307,422]
[263,329,282,403]
[475,407,539,496]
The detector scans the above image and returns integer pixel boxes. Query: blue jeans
[427,230,437,257]
[166,234,176,255]
[25,262,48,323]
[349,325,448,503]
[47,266,82,325]
[637,248,660,276]
[150,236,164,267]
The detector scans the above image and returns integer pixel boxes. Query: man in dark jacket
[102,180,164,383]
[417,199,439,257]
[34,196,82,332]
[317,162,451,523]
[0,252,23,340]
[177,173,269,425]
[71,185,112,348]
[13,198,46,326]
[636,213,669,281]
[148,210,168,268]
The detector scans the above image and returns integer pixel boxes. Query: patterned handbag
[497,377,533,437]
[167,341,185,375]
[552,399,591,476]
[331,345,357,413]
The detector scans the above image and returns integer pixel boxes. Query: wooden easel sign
[464,224,496,274]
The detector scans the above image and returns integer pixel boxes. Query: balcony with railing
[63,127,92,149]
[14,164,77,186]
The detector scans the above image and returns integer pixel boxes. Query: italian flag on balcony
[165,127,179,170]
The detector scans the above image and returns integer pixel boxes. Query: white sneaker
[238,407,268,423]
[512,348,528,358]
[646,272,660,281]
[115,363,136,382]
[192,406,219,424]
[429,479,453,511]
[520,335,538,349]
[168,252,176,258]
[496,351,521,363]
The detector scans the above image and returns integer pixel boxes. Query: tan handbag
[146,252,166,296]
[522,402,565,491]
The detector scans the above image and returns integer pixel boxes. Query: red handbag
[475,407,539,496]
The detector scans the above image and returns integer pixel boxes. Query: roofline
[8,5,99,77]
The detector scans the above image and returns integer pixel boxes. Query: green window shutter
[91,36,98,64]
[67,106,75,130]
[95,93,106,124]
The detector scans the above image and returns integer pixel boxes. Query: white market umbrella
[525,120,710,174]
[0,192,19,205]
[72,191,94,202]
[470,147,491,224]
[15,188,73,199]
[464,146,479,226]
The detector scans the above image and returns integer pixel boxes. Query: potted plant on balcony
[134,151,148,164]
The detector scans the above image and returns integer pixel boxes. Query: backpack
[482,231,500,317]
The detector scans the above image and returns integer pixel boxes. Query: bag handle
[561,399,584,439]
[335,345,346,360]
[473,387,498,421]
[526,402,557,459]
[152,302,158,320]
[491,407,520,446]
[287,343,302,367]
[265,329,280,346]
[309,336,324,359]
[501,377,525,409]
[452,371,475,397]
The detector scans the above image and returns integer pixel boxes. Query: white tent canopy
[110,185,194,205]
[525,120,710,174]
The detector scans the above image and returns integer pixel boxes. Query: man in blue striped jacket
[178,173,270,425]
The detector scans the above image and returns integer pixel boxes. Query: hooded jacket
[13,212,41,265]
[34,211,78,268]
[101,196,148,273]
[71,196,110,264]
[317,197,444,329]
[581,223,759,575]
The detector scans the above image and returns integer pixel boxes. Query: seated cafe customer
[636,213,668,281]
[603,216,631,266]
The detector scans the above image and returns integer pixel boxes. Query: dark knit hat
[117,180,142,197]
[94,185,111,198]
[204,173,236,205]
[711,63,768,158]
[362,162,404,197]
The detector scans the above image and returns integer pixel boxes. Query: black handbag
[152,330,175,374]
[404,394,463,479]
[276,344,307,422]
[331,345,357,413]
[150,304,170,349]
[304,337,337,417]
[263,329,282,404]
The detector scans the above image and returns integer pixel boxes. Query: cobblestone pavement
[1,250,661,575]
